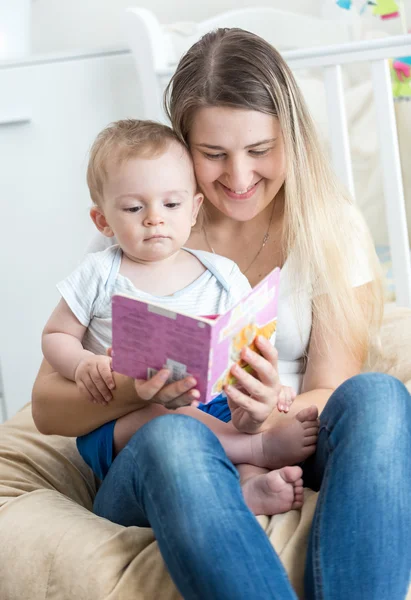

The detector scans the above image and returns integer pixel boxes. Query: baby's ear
[192,193,204,226]
[90,206,114,237]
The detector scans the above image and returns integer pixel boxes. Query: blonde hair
[87,119,184,205]
[165,28,383,362]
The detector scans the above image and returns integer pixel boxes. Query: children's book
[111,267,281,404]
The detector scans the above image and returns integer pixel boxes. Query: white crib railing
[284,35,411,307]
[124,8,411,307]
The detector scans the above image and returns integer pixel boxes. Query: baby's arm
[42,298,114,404]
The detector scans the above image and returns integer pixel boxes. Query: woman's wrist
[112,371,146,409]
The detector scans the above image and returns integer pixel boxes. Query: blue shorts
[76,393,231,480]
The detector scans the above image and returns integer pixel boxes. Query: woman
[32,28,411,599]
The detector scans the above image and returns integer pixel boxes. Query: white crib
[123,7,411,307]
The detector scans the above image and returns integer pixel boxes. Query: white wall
[0,50,139,419]
[31,0,323,55]
[31,0,410,56]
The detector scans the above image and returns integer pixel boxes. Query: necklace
[203,198,277,275]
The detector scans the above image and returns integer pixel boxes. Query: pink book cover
[112,267,281,404]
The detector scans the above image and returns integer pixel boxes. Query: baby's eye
[124,206,142,213]
[165,202,181,209]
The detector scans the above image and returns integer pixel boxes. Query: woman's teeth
[228,183,255,194]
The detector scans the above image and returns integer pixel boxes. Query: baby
[42,120,318,516]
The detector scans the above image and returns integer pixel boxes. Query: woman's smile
[218,179,262,201]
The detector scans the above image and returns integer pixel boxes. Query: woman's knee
[124,414,229,474]
[323,373,411,441]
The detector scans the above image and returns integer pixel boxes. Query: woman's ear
[90,206,115,237]
[191,193,204,226]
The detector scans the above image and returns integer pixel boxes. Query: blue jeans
[93,373,411,599]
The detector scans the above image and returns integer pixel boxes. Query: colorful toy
[372,0,400,19]
[336,0,352,9]
[335,0,401,18]
[335,0,409,97]
[393,58,411,80]
[391,57,411,98]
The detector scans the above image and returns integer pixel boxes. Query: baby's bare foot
[251,405,319,470]
[242,466,304,516]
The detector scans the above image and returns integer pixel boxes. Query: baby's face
[99,143,202,263]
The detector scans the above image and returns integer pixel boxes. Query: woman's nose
[226,156,254,192]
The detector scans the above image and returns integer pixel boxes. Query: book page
[206,268,281,400]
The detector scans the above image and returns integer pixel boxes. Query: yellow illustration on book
[212,318,277,395]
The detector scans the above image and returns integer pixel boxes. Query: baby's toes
[296,405,319,424]
[292,485,304,509]
[303,437,318,447]
[301,419,320,431]
[294,477,303,489]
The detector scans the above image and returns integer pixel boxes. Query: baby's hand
[74,355,115,405]
[276,385,297,413]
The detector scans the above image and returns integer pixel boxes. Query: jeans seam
[310,458,333,600]
[318,424,336,453]
[308,425,335,600]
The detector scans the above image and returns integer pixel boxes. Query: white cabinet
[0,48,140,420]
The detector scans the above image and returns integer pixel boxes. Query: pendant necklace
[203,197,277,275]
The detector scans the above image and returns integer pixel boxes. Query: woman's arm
[32,359,142,436]
[32,359,199,437]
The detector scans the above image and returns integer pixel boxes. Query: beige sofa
[1,307,411,600]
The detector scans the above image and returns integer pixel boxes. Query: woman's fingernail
[184,378,196,388]
[190,390,200,399]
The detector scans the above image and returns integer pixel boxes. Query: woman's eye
[204,152,225,160]
[249,148,271,157]
[124,206,142,213]
[165,202,181,209]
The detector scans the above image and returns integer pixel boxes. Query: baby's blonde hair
[87,119,186,205]
[165,28,383,362]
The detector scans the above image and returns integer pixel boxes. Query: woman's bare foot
[241,466,304,516]
[250,405,319,470]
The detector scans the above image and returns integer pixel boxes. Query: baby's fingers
[90,368,113,403]
[97,360,115,392]
[277,386,297,413]
[80,373,108,405]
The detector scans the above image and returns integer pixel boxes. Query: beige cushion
[1,307,411,599]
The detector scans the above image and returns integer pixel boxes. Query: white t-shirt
[86,207,372,394]
[58,245,251,356]
[275,204,373,392]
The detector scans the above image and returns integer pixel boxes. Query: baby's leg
[113,404,319,470]
[239,463,304,516]
[113,404,168,455]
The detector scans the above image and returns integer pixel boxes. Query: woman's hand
[107,348,199,410]
[224,336,295,433]
[134,369,200,410]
